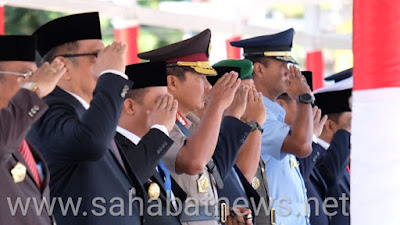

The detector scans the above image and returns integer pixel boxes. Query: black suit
[27,74,144,225]
[0,89,54,225]
[115,129,185,225]
[298,129,350,225]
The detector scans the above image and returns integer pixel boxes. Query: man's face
[64,39,104,93]
[257,58,289,96]
[172,71,211,112]
[136,87,168,117]
[0,61,37,108]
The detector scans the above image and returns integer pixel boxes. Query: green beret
[212,59,253,80]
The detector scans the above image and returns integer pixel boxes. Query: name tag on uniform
[11,162,27,183]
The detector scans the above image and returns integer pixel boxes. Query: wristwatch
[22,82,41,97]
[296,93,314,104]
[247,121,263,133]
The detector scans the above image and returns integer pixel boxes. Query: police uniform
[138,29,252,225]
[231,28,311,225]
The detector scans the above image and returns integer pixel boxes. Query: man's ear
[58,57,72,81]
[122,98,136,115]
[325,119,336,135]
[253,62,265,79]
[276,99,285,108]
[167,75,179,93]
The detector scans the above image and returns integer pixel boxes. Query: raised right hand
[92,41,127,78]
[208,71,241,111]
[285,64,312,100]
[24,58,66,98]
[224,84,249,119]
[241,87,266,125]
[313,106,327,137]
[147,94,178,132]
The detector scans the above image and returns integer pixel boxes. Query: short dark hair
[246,56,270,67]
[42,41,80,63]
[327,113,342,124]
[125,88,149,105]
[277,93,293,103]
[166,66,201,81]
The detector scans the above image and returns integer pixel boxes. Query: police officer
[138,29,252,225]
[231,28,314,225]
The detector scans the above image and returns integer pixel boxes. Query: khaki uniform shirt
[163,113,219,225]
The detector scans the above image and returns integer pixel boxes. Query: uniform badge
[252,177,260,189]
[11,162,27,183]
[148,182,160,199]
[197,173,209,193]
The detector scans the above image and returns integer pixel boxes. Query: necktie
[158,160,172,198]
[18,139,41,188]
[110,140,126,172]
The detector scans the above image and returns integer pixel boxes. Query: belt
[180,203,228,223]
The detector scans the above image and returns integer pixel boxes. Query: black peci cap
[0,35,36,62]
[33,12,102,57]
[125,61,168,89]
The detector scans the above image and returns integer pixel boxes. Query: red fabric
[306,51,324,90]
[166,52,209,63]
[0,6,4,35]
[353,0,400,90]
[226,36,242,59]
[346,165,351,176]
[114,26,140,64]
[18,139,41,188]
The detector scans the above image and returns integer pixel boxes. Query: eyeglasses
[55,52,98,58]
[0,70,33,78]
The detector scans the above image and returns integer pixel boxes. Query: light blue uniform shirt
[261,96,310,225]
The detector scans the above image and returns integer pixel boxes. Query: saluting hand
[285,64,313,100]
[224,84,249,119]
[313,106,327,137]
[146,94,178,133]
[241,86,266,125]
[209,71,241,111]
[92,41,127,78]
[23,58,66,98]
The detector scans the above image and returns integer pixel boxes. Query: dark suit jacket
[27,74,143,225]
[0,89,54,225]
[115,129,184,225]
[212,116,251,181]
[298,129,350,225]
